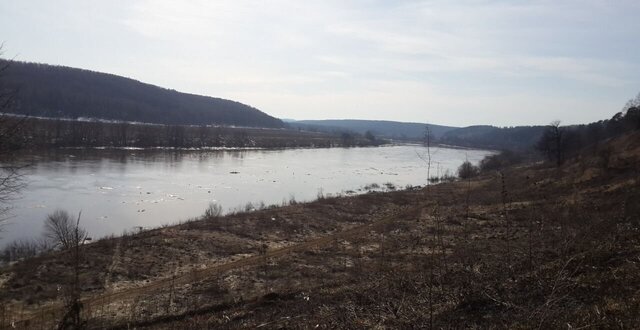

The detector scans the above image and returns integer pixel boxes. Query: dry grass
[1,131,640,328]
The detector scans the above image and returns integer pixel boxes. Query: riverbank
[3,115,385,151]
[1,131,639,328]
[1,145,489,248]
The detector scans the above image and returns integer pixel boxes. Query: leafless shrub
[457,161,479,179]
[203,202,223,219]
[364,183,380,191]
[43,209,88,250]
[439,170,457,183]
[1,238,39,262]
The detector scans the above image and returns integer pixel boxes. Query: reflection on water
[1,146,492,246]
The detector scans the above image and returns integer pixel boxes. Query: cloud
[114,0,638,122]
[2,0,639,126]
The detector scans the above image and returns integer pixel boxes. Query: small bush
[439,169,457,183]
[479,150,523,172]
[203,202,223,219]
[457,161,479,179]
[244,202,255,212]
[2,239,39,262]
[364,183,380,190]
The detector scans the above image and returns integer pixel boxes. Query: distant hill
[440,125,546,151]
[290,119,457,140]
[0,60,284,128]
[440,104,640,152]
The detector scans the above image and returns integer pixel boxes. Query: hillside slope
[292,119,457,140]
[3,131,639,328]
[441,125,546,150]
[440,106,639,151]
[0,60,284,128]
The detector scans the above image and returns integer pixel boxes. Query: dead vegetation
[1,132,639,328]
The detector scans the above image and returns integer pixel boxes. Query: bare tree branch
[43,209,88,250]
[0,44,27,230]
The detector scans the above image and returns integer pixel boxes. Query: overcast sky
[1,0,639,127]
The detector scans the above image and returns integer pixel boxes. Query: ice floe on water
[4,145,492,245]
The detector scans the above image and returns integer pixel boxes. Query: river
[1,145,492,246]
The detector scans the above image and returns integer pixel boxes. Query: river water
[1,145,491,246]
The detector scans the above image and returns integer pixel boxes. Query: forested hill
[439,103,640,152]
[440,125,546,150]
[0,60,284,128]
[291,119,457,140]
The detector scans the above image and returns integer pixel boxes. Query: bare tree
[416,125,434,186]
[43,209,88,250]
[457,161,479,179]
[622,91,640,112]
[0,163,23,228]
[57,211,88,329]
[536,120,565,167]
[0,45,27,230]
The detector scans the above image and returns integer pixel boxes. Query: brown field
[1,132,639,329]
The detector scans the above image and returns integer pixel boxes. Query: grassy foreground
[1,132,639,329]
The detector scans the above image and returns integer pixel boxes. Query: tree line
[451,93,640,177]
[437,93,640,164]
[536,101,640,166]
[439,125,546,151]
[2,116,381,150]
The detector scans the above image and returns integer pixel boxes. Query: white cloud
[1,0,639,126]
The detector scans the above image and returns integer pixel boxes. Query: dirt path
[103,240,122,290]
[16,204,419,325]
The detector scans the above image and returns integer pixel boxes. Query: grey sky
[1,0,639,127]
